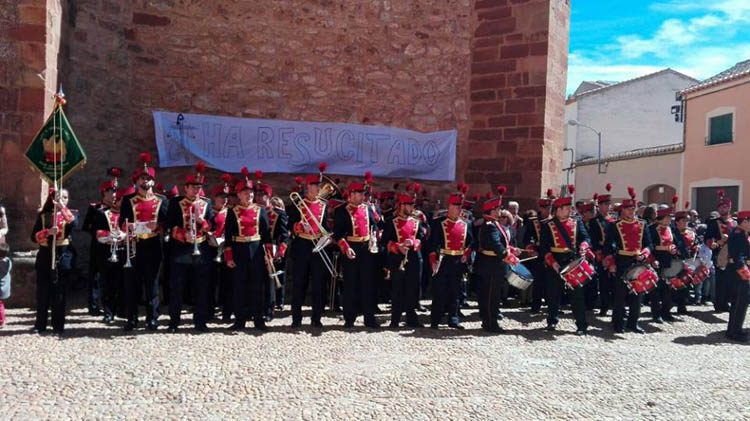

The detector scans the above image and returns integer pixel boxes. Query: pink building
[679,60,750,219]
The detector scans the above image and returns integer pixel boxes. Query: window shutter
[709,114,733,145]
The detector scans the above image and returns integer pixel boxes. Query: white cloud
[568,1,750,94]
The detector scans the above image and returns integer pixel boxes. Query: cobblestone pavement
[1,302,748,420]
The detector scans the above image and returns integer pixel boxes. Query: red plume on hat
[474,193,481,201]
[318,162,327,173]
[606,182,612,192]
[628,186,636,199]
[405,183,412,192]
[567,184,575,196]
[459,183,469,195]
[241,166,250,180]
[684,201,690,210]
[497,185,507,196]
[546,188,554,199]
[413,182,421,194]
[195,161,206,174]
[672,195,679,205]
[593,193,599,201]
[484,192,491,200]
[140,152,151,166]
[255,170,263,181]
[221,173,233,184]
[294,175,303,185]
[718,189,725,198]
[364,171,373,185]
[108,167,121,177]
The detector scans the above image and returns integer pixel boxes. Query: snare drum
[506,262,534,290]
[560,257,595,289]
[624,263,659,295]
[661,257,685,279]
[690,264,710,286]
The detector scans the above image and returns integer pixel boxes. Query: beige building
[679,59,750,218]
[573,144,683,205]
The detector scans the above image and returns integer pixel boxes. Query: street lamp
[568,119,606,174]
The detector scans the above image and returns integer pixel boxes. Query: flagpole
[50,94,58,270]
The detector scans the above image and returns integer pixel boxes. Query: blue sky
[567,0,750,94]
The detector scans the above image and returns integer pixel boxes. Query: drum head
[625,263,649,280]
[560,257,584,276]
[661,258,684,278]
[510,263,533,280]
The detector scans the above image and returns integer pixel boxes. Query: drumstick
[519,256,538,263]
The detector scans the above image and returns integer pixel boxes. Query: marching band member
[475,186,519,333]
[288,165,329,328]
[334,177,380,328]
[705,190,737,313]
[648,197,687,323]
[523,189,554,313]
[726,209,750,342]
[254,170,288,322]
[428,185,474,330]
[82,167,120,316]
[540,185,592,335]
[92,186,131,324]
[603,187,653,334]
[31,188,77,334]
[118,153,168,332]
[165,162,215,333]
[588,184,615,316]
[208,174,232,321]
[674,203,698,312]
[381,184,425,328]
[223,168,272,331]
[577,200,597,311]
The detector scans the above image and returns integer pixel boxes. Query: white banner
[153,111,457,181]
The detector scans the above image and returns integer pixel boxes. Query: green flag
[24,103,87,184]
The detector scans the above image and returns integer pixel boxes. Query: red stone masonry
[465,0,570,209]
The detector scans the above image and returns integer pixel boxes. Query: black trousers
[169,260,210,328]
[546,268,588,330]
[100,256,124,319]
[475,255,505,330]
[274,257,287,308]
[34,247,71,332]
[342,242,376,325]
[430,256,463,326]
[727,276,748,335]
[597,265,613,311]
[124,238,162,325]
[584,272,598,310]
[390,251,422,325]
[612,259,642,330]
[715,268,731,311]
[291,240,327,324]
[231,243,266,327]
[87,242,101,313]
[649,278,674,319]
[529,259,546,311]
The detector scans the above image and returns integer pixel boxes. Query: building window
[707,113,733,145]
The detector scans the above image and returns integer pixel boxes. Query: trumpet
[263,244,284,289]
[207,232,224,263]
[189,205,201,256]
[124,218,134,268]
[289,191,338,278]
[108,232,120,263]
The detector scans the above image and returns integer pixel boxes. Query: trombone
[289,191,338,278]
[263,244,284,289]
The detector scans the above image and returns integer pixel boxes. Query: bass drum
[506,262,534,290]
